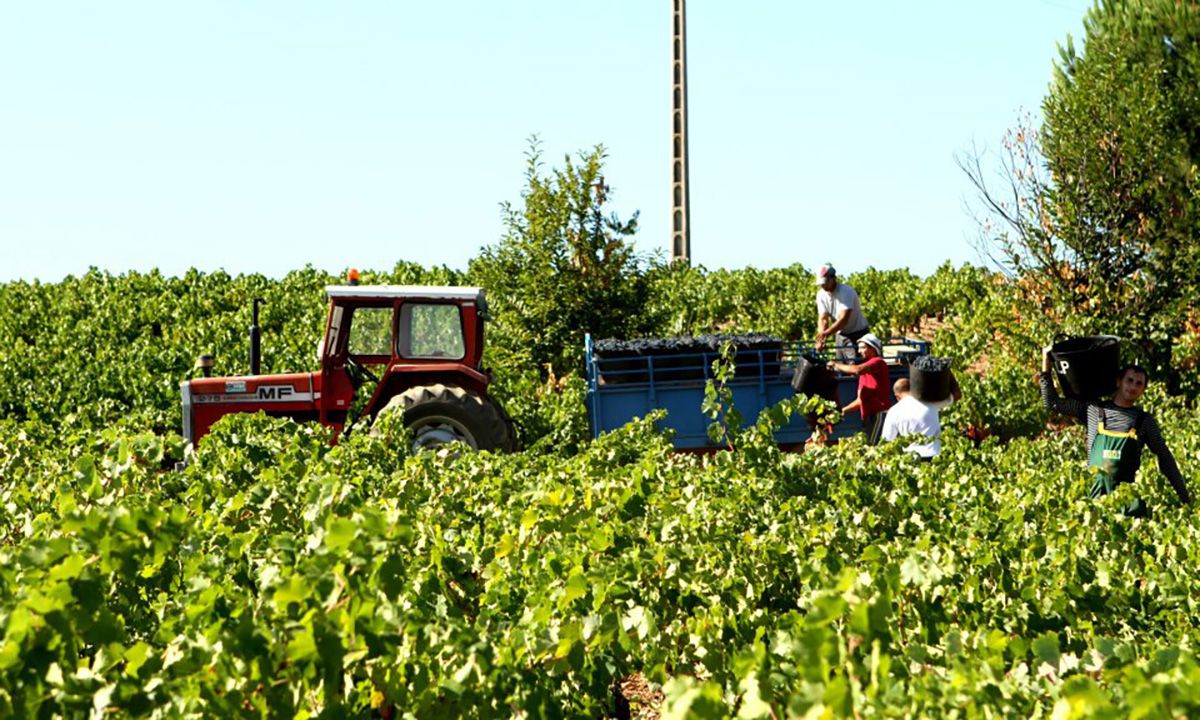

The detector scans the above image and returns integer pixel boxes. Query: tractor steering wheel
[345,357,381,387]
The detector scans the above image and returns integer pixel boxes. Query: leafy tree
[470,139,657,377]
[962,0,1200,390]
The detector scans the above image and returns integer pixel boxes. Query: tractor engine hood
[181,372,319,446]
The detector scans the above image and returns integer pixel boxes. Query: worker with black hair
[1040,346,1191,515]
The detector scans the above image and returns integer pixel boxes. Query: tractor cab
[182,284,515,452]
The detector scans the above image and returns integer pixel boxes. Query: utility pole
[670,0,691,264]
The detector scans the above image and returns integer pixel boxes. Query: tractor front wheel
[375,384,516,453]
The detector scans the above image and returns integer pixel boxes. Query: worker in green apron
[1087,407,1150,516]
[1041,347,1191,515]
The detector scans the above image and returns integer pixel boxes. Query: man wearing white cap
[831,333,893,444]
[813,263,869,362]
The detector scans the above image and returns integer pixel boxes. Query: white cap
[815,263,836,285]
[857,333,882,354]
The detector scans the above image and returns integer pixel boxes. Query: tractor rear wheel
[375,384,516,453]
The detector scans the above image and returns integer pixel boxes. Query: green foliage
[5,392,1200,716]
[469,139,658,378]
[952,360,1047,440]
[1043,0,1200,391]
[846,263,992,337]
[6,136,1196,716]
[964,0,1200,392]
[702,341,744,449]
[0,263,464,431]
[645,264,814,339]
[930,278,1050,439]
[487,368,591,457]
[0,252,1007,449]
[646,261,992,340]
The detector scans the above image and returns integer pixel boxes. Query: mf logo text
[256,386,294,400]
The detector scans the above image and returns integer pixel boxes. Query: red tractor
[180,282,516,452]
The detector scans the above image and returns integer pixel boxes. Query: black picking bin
[1050,335,1120,401]
[791,353,834,396]
[910,362,951,402]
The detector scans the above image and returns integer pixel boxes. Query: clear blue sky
[0,1,1091,283]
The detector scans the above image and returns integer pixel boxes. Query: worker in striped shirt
[1040,346,1191,516]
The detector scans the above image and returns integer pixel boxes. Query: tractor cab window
[348,306,394,357]
[322,306,345,361]
[400,303,465,359]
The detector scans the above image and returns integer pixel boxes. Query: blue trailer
[584,334,931,450]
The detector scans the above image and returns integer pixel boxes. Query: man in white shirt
[813,264,869,362]
[881,376,962,459]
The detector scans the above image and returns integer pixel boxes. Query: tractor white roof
[325,285,484,302]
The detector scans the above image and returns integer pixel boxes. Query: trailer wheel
[375,384,515,453]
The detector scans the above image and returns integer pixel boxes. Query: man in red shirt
[830,333,892,444]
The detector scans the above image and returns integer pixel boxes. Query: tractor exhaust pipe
[249,298,265,375]
[195,354,214,378]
